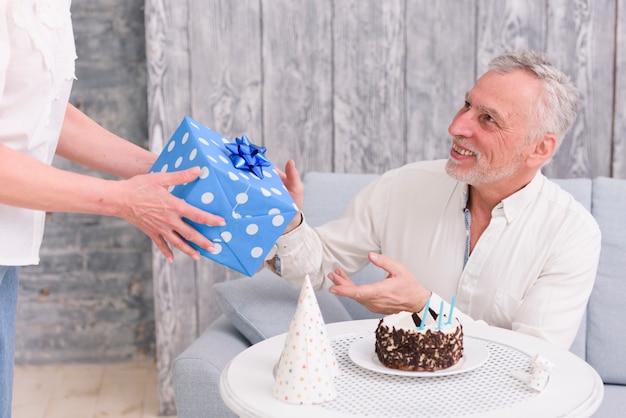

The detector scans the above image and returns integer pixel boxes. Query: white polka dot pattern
[319,333,538,417]
[149,116,298,276]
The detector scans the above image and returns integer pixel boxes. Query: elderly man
[270,50,601,350]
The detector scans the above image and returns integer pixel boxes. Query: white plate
[348,336,489,377]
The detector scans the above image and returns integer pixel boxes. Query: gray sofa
[173,171,626,418]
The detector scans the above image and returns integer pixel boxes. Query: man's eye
[480,114,497,125]
[463,100,471,109]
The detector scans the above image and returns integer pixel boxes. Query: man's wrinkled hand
[328,252,431,314]
[277,159,304,233]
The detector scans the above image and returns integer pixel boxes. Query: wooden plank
[476,0,547,74]
[44,366,103,418]
[185,0,264,339]
[12,365,62,418]
[151,253,198,415]
[188,0,262,140]
[92,365,148,418]
[332,0,406,173]
[613,0,626,179]
[543,0,615,178]
[261,0,334,173]
[145,0,192,153]
[141,363,161,418]
[13,363,160,418]
[195,259,243,334]
[145,0,196,414]
[405,0,478,162]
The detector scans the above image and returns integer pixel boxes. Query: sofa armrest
[173,315,251,418]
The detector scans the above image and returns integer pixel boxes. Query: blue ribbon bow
[225,135,271,178]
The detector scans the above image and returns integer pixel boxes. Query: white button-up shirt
[0,0,76,265]
[271,160,601,348]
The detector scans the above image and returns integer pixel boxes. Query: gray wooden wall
[146,0,626,413]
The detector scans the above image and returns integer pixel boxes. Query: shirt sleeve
[266,173,392,290]
[265,216,326,289]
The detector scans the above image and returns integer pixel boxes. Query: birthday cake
[375,309,463,372]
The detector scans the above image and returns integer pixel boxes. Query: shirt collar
[498,171,545,223]
[459,171,546,224]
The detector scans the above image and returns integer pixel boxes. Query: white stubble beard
[445,140,524,185]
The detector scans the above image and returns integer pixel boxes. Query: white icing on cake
[381,310,460,334]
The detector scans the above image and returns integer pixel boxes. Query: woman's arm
[56,103,156,178]
[0,105,226,262]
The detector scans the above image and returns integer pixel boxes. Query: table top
[220,319,603,418]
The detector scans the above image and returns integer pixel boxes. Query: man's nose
[448,110,473,138]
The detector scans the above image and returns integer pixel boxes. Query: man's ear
[527,134,557,168]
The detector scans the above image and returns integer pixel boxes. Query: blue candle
[418,298,430,330]
[446,295,457,325]
[437,299,444,330]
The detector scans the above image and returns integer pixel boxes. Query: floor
[12,362,174,418]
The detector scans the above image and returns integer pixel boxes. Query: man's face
[445,69,542,186]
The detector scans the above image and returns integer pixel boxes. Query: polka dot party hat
[273,275,339,405]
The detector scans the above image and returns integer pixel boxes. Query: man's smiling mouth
[452,143,476,156]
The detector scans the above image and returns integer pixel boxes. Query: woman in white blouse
[0,2,222,414]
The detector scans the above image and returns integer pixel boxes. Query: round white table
[220,319,603,417]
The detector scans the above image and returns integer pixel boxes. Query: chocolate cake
[375,310,463,372]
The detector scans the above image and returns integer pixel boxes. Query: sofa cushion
[173,316,246,418]
[550,178,592,211]
[587,177,626,384]
[302,172,379,227]
[550,178,592,359]
[593,384,626,418]
[214,269,352,344]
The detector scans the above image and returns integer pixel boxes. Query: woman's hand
[117,166,225,262]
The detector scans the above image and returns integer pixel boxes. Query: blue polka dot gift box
[150,116,299,276]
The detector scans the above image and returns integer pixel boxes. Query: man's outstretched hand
[328,252,431,314]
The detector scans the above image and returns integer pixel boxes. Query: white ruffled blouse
[0,0,77,265]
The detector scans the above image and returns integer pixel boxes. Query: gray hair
[488,50,578,150]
